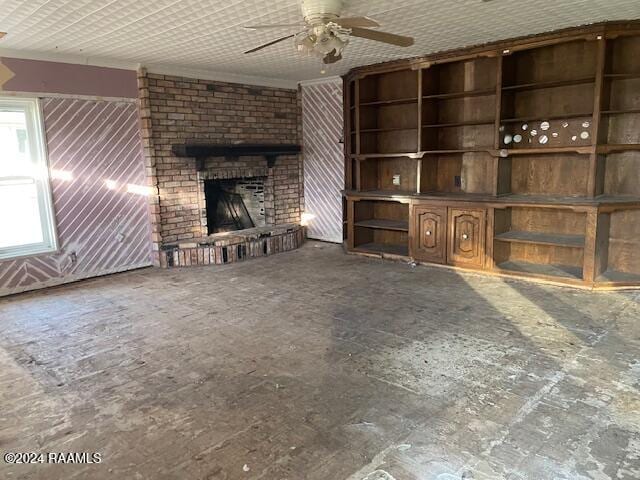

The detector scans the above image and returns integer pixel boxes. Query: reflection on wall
[301,80,344,243]
[0,98,151,296]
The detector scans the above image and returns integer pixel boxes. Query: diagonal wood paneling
[0,98,151,296]
[301,81,344,243]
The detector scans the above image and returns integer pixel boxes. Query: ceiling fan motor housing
[301,0,344,25]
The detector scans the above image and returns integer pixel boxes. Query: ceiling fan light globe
[315,31,347,55]
[294,32,316,52]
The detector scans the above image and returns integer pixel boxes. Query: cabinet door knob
[426,230,432,236]
[462,233,469,240]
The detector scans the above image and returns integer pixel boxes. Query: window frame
[0,96,58,260]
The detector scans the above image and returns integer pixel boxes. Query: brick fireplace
[137,69,305,267]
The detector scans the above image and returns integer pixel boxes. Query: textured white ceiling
[1,0,640,87]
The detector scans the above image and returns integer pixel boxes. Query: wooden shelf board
[505,146,593,155]
[360,126,418,134]
[354,242,409,257]
[594,194,640,204]
[597,144,640,153]
[418,191,494,201]
[420,148,494,155]
[422,120,495,128]
[347,190,563,203]
[498,194,596,206]
[496,260,583,280]
[495,231,585,248]
[601,108,640,115]
[345,190,640,207]
[360,97,418,107]
[354,153,420,159]
[604,72,640,79]
[422,88,496,100]
[502,76,594,92]
[355,150,493,158]
[348,189,418,198]
[500,112,593,124]
[346,190,418,198]
[354,219,409,232]
[597,270,640,283]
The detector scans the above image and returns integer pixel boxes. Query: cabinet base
[345,248,640,291]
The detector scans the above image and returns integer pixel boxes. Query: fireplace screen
[204,178,266,234]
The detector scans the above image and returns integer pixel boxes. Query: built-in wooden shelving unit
[343,21,640,290]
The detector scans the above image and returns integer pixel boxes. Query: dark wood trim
[343,191,637,210]
[354,78,361,156]
[172,143,301,171]
[492,55,503,196]
[588,36,607,197]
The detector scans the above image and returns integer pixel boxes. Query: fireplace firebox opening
[204,177,267,234]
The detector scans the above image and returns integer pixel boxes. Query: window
[0,97,57,259]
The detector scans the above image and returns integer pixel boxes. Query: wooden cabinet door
[412,206,446,264]
[448,208,486,268]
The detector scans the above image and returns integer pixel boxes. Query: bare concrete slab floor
[0,241,639,480]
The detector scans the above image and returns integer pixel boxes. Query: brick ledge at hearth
[159,224,305,268]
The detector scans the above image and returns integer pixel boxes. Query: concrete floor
[1,241,639,480]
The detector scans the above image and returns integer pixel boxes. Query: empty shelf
[495,231,585,248]
[497,260,583,280]
[354,219,409,231]
[354,243,409,257]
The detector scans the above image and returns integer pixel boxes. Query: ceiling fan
[243,0,414,65]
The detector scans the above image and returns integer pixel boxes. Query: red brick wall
[138,69,303,262]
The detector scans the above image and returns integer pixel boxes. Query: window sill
[0,245,59,262]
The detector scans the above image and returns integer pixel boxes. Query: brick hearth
[159,224,304,268]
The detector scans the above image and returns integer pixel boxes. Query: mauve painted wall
[0,57,138,98]
[0,61,151,297]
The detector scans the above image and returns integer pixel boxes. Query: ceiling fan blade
[323,50,343,64]
[0,32,6,39]
[334,17,380,28]
[244,34,295,54]
[350,27,414,47]
[243,24,304,30]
